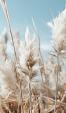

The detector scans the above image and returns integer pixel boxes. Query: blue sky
[0,0,66,44]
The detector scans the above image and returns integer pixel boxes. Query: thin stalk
[20,80,24,113]
[37,97,41,113]
[32,17,46,84]
[54,54,60,113]
[29,78,32,113]
[32,18,49,113]
[2,1,19,81]
[3,5,24,110]
[4,4,17,61]
[54,72,58,113]
[17,80,24,113]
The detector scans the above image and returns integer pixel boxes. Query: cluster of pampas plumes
[48,8,66,53]
[0,0,66,113]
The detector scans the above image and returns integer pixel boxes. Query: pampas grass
[0,1,66,113]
